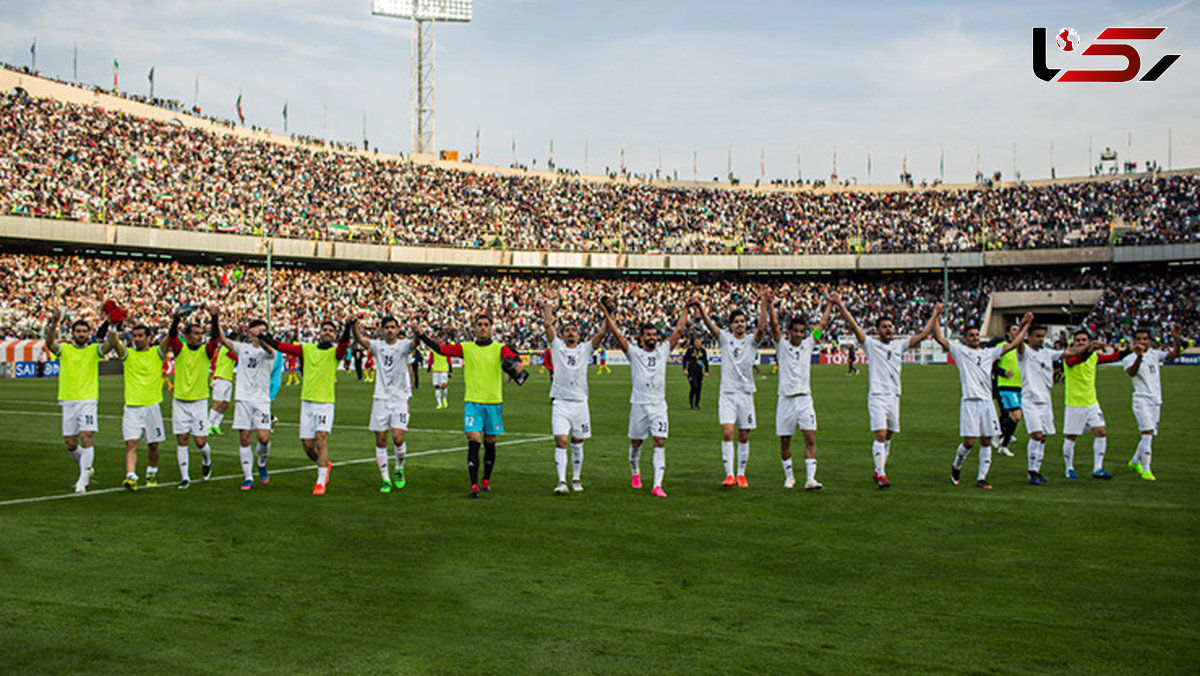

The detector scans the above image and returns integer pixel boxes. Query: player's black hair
[70,319,89,331]
[1029,324,1047,334]
[638,323,658,335]
[380,316,399,328]
[788,315,807,329]
[1073,328,1091,340]
[247,319,268,331]
[131,324,150,335]
[728,309,747,324]
[475,313,492,324]
[320,320,337,331]
[875,316,894,328]
[184,322,202,334]
[1133,328,1152,339]
[964,325,981,334]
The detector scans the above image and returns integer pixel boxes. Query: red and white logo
[1034,26,1180,82]
[1056,27,1081,51]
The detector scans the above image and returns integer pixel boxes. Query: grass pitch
[0,364,1197,674]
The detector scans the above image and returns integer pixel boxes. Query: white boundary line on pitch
[0,434,553,508]
[0,405,549,437]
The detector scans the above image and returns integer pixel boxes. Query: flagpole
[30,38,36,72]
[193,76,198,110]
[73,44,78,82]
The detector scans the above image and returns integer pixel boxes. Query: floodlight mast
[372,0,472,157]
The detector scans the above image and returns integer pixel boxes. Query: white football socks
[376,446,390,480]
[239,445,253,481]
[721,441,734,476]
[1136,434,1153,472]
[782,458,794,482]
[316,465,328,486]
[256,442,270,467]
[77,446,94,484]
[872,440,887,475]
[629,445,641,476]
[1093,436,1107,473]
[953,444,971,470]
[570,442,584,481]
[199,444,212,465]
[736,441,750,476]
[977,445,992,482]
[554,446,568,483]
[805,458,817,483]
[1063,439,1076,473]
[652,446,665,488]
[177,444,190,480]
[1026,439,1041,472]
[394,442,406,471]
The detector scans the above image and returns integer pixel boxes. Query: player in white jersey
[933,313,1033,489]
[1123,326,1182,481]
[601,297,689,497]
[832,292,941,489]
[542,296,611,495]
[766,289,832,490]
[1017,325,1084,485]
[691,291,770,487]
[353,316,417,493]
[213,310,276,491]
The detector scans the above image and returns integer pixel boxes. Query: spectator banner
[0,339,46,362]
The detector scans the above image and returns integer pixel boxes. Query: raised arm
[1126,343,1145,377]
[1167,324,1183,360]
[909,302,944,349]
[667,307,689,350]
[44,308,61,355]
[110,326,128,360]
[351,320,371,351]
[830,292,866,345]
[762,286,780,345]
[999,312,1035,355]
[590,310,611,351]
[209,306,237,353]
[694,299,721,338]
[815,299,833,334]
[541,299,556,345]
[600,301,629,353]
[931,309,951,351]
[756,285,774,344]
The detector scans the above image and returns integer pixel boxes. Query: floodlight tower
[372,0,472,156]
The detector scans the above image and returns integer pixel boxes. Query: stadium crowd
[1,254,1195,349]
[2,89,1199,255]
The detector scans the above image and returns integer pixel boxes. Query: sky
[1,0,1197,184]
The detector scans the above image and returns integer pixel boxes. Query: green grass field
[1,364,1197,674]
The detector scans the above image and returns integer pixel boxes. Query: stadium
[1,3,1198,673]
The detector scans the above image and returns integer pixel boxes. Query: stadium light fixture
[372,0,473,157]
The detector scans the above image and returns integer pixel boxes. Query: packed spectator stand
[2,84,1198,256]
[2,254,1195,351]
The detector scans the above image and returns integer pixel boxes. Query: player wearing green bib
[993,323,1023,457]
[417,314,527,498]
[271,320,350,496]
[167,306,221,489]
[207,344,237,436]
[1062,330,1123,480]
[111,324,171,490]
[45,307,121,493]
